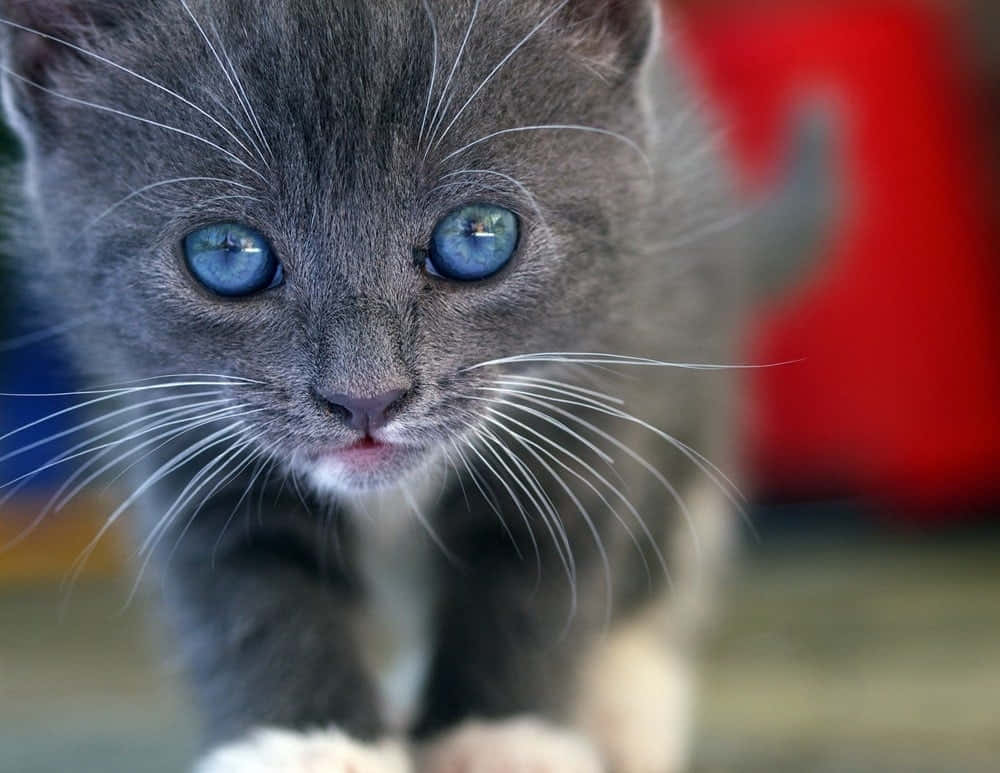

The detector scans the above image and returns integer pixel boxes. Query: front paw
[421,717,603,773]
[195,729,412,773]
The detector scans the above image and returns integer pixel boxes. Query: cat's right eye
[183,223,284,298]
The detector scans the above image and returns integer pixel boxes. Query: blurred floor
[1,524,998,773]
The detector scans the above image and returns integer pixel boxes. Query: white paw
[195,729,412,773]
[421,717,604,773]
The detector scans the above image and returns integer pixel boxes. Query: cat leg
[148,490,397,772]
[196,730,411,773]
[420,718,602,773]
[573,604,695,773]
[418,481,730,773]
[575,483,733,773]
[413,542,611,773]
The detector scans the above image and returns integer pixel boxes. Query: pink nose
[313,388,409,434]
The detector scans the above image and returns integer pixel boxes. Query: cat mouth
[325,437,397,465]
[306,437,424,492]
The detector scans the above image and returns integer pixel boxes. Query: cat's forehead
[123,0,605,157]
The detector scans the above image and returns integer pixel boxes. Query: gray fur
[0,0,743,761]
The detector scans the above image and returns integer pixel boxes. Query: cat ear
[0,0,125,135]
[560,0,659,78]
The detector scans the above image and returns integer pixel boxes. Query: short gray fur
[0,0,747,759]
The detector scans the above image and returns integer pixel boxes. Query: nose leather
[314,388,408,434]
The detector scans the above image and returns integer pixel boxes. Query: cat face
[1,0,661,492]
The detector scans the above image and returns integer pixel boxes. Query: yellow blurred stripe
[0,497,127,584]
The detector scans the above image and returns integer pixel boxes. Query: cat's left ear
[0,1,128,140]
[559,0,659,79]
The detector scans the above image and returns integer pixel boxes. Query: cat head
[1,0,677,493]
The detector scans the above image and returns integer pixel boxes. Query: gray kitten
[1,1,749,771]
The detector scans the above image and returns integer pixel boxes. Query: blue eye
[183,223,283,297]
[428,204,520,281]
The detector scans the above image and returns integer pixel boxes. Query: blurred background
[1,1,998,771]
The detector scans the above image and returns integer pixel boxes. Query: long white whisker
[48,400,238,509]
[88,176,256,228]
[0,316,92,353]
[179,0,272,162]
[480,407,663,587]
[487,387,700,571]
[0,67,267,183]
[417,0,440,146]
[0,17,263,164]
[0,399,233,553]
[464,352,799,371]
[481,415,612,629]
[463,431,544,575]
[423,0,480,155]
[0,391,225,465]
[472,392,614,465]
[212,440,280,564]
[208,21,273,160]
[128,429,271,610]
[140,424,267,559]
[484,383,750,528]
[495,374,625,406]
[50,402,251,512]
[472,426,577,613]
[64,416,263,588]
[431,0,569,151]
[401,486,463,569]
[440,125,652,175]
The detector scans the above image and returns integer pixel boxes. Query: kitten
[1,1,747,771]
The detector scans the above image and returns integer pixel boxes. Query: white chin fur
[195,729,411,773]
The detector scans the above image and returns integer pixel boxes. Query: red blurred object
[676,2,1000,519]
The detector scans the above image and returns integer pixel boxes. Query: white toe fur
[195,729,412,773]
[422,717,604,773]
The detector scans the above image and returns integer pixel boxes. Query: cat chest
[349,491,439,732]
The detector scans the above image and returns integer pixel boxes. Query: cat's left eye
[427,203,520,282]
[183,223,283,298]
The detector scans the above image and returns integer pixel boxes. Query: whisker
[498,374,625,406]
[137,426,263,558]
[480,406,663,588]
[212,439,280,565]
[483,382,752,535]
[64,416,263,590]
[423,0,480,155]
[463,431,545,575]
[480,415,613,630]
[439,124,652,176]
[485,386,702,570]
[206,17,274,161]
[417,0,440,146]
[0,67,267,183]
[88,177,257,228]
[0,16,264,164]
[471,426,576,615]
[0,316,92,353]
[178,0,273,163]
[401,485,464,569]
[0,378,253,447]
[473,392,614,465]
[0,390,225,466]
[0,398,234,553]
[464,352,800,371]
[49,400,240,512]
[431,0,570,152]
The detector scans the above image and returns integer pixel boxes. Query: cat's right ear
[0,0,123,140]
[560,0,660,81]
